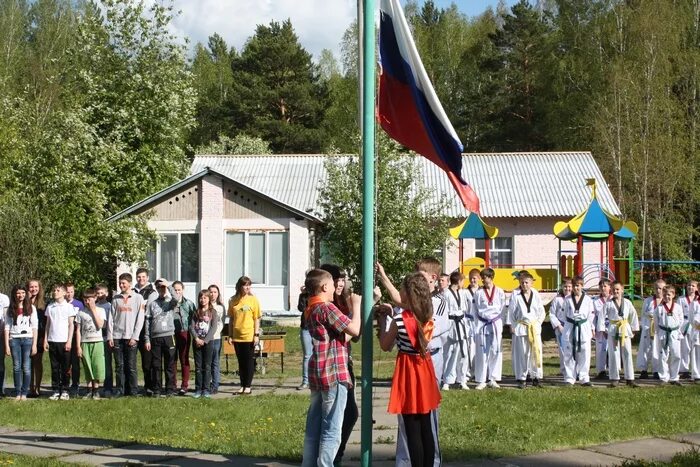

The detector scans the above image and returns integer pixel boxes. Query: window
[475,237,513,267]
[225,231,288,286]
[145,233,200,282]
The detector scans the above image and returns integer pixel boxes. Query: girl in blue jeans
[297,288,312,390]
[4,285,38,401]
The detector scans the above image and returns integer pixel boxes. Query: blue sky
[432,0,517,17]
[162,0,519,60]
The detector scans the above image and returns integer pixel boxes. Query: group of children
[437,271,700,390]
[0,269,262,401]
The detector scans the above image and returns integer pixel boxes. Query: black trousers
[233,341,255,387]
[335,359,359,463]
[70,333,80,389]
[403,413,436,467]
[113,339,139,395]
[193,341,213,392]
[139,339,153,391]
[48,342,71,392]
[150,336,176,393]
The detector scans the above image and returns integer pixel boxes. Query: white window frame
[475,237,514,267]
[147,231,199,282]
[225,230,288,286]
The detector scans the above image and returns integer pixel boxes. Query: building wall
[148,185,199,220]
[199,176,224,289]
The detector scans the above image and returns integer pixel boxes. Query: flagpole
[360,0,376,465]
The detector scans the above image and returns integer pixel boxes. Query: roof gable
[108,168,322,222]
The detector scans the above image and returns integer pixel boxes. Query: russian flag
[377,0,480,214]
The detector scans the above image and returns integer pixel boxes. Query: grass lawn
[1,386,700,462]
[440,385,700,460]
[0,453,83,466]
[622,448,700,466]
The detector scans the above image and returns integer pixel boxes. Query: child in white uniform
[592,279,611,380]
[442,271,472,390]
[636,279,665,379]
[690,286,700,381]
[549,277,572,375]
[655,285,683,384]
[473,268,506,390]
[507,272,545,388]
[601,281,639,387]
[678,280,698,379]
[561,276,594,386]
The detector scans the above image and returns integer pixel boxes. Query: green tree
[190,34,238,148]
[230,19,329,153]
[0,0,194,289]
[319,134,450,285]
[196,133,272,155]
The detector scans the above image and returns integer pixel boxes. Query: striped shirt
[394,313,418,355]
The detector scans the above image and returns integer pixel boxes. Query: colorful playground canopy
[553,189,638,240]
[450,213,498,240]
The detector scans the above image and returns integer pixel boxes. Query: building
[109,152,621,311]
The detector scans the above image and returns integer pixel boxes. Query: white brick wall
[199,176,224,289]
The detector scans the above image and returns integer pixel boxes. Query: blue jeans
[10,338,32,396]
[210,339,221,392]
[302,384,348,467]
[300,329,312,385]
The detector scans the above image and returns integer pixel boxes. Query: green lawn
[1,386,700,462]
[440,385,700,460]
[622,449,700,466]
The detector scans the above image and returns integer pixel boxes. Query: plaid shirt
[307,301,352,391]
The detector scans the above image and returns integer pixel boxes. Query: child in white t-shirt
[44,284,77,400]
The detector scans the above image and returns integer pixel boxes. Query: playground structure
[452,180,639,295]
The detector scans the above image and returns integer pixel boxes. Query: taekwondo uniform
[562,293,595,384]
[507,288,545,382]
[601,297,639,382]
[654,301,683,382]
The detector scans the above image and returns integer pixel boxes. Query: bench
[223,331,286,374]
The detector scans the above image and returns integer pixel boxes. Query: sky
[162,0,518,60]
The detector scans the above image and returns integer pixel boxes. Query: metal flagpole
[360,0,376,465]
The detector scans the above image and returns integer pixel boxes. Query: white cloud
[165,0,356,61]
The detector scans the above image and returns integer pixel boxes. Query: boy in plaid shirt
[302,269,361,467]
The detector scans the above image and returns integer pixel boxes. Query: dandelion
[210,422,216,427]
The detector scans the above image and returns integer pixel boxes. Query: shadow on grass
[0,431,296,466]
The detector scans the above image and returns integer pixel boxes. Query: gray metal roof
[192,152,621,219]
[108,167,322,223]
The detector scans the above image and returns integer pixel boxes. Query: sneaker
[487,380,500,389]
[594,371,607,380]
[441,383,450,391]
[164,391,175,397]
[474,383,487,390]
[516,381,526,389]
[92,391,101,400]
[626,380,640,388]
[639,371,649,379]
[178,388,187,396]
[26,392,39,399]
[60,392,70,400]
[608,380,619,388]
[296,383,309,391]
[192,391,202,399]
[653,372,660,380]
[670,380,682,386]
[49,392,61,401]
[202,391,212,399]
[581,382,593,387]
[151,391,161,398]
[459,382,470,390]
[111,391,122,399]
[82,392,93,400]
[680,372,691,380]
[20,395,27,401]
[532,378,541,387]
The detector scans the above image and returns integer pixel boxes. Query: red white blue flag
[377,0,480,214]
